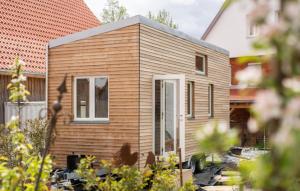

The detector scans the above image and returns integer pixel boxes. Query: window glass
[187,81,194,117]
[208,84,214,117]
[95,77,108,118]
[76,78,89,118]
[196,55,205,74]
[187,83,191,115]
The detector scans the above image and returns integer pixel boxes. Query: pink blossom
[283,78,300,93]
[247,118,259,133]
[236,66,262,88]
[253,90,281,122]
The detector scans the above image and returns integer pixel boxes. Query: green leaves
[0,57,52,190]
[196,120,239,154]
[7,57,30,103]
[101,0,129,24]
[147,9,178,29]
[76,153,196,191]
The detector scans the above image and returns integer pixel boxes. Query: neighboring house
[0,0,100,124]
[47,15,230,167]
[202,0,279,146]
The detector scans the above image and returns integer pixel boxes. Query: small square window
[74,76,109,121]
[195,54,207,75]
[187,81,194,118]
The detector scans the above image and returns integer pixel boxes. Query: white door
[153,75,185,159]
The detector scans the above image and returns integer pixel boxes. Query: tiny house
[47,16,230,167]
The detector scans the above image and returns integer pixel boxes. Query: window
[74,76,109,121]
[195,54,207,75]
[187,81,194,118]
[247,15,258,37]
[208,84,214,117]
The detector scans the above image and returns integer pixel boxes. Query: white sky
[84,0,224,38]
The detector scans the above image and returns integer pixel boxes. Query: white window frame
[208,84,213,117]
[195,54,206,75]
[73,76,109,122]
[187,81,194,118]
[247,15,258,37]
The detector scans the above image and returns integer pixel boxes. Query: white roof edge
[48,15,229,55]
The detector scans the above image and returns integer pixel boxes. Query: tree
[147,9,178,29]
[196,0,300,190]
[101,0,129,24]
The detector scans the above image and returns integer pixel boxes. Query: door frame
[152,74,185,160]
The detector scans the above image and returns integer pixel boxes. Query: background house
[47,16,230,167]
[202,0,279,146]
[0,0,100,124]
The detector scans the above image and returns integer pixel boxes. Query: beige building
[47,16,230,168]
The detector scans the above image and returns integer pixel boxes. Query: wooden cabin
[47,15,230,168]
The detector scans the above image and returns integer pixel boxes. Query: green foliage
[0,58,52,190]
[0,118,52,191]
[197,1,300,190]
[101,0,129,24]
[7,57,30,103]
[147,9,178,29]
[77,153,196,191]
[151,154,178,191]
[179,180,197,191]
[196,120,238,154]
[24,119,48,155]
[0,119,48,167]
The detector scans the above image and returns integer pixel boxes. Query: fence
[4,101,46,124]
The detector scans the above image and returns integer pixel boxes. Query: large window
[74,76,109,121]
[208,84,214,117]
[187,81,194,118]
[195,54,207,75]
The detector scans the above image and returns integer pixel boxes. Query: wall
[47,25,140,167]
[0,74,45,124]
[204,0,280,58]
[139,24,230,166]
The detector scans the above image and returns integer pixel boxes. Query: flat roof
[48,15,229,55]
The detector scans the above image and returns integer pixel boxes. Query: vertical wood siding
[0,75,45,124]
[48,25,140,167]
[139,24,230,166]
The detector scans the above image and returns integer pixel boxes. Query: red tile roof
[0,0,100,75]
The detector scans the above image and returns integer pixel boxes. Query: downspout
[45,44,49,117]
[138,23,141,169]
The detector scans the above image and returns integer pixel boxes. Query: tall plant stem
[34,75,67,191]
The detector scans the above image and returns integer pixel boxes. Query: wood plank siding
[48,21,230,168]
[0,74,45,124]
[139,24,230,165]
[47,25,140,167]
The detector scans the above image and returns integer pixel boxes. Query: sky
[84,0,225,38]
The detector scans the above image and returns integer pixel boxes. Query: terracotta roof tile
[0,0,100,74]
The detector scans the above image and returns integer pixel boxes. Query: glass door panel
[164,80,176,153]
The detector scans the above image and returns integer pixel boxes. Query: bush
[76,153,197,191]
[24,119,48,155]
